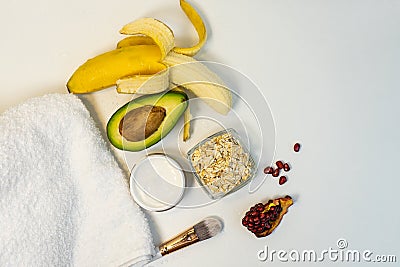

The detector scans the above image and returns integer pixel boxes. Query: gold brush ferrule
[158,227,200,256]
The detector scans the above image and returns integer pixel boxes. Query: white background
[1,0,399,266]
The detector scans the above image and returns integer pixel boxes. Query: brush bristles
[193,217,223,241]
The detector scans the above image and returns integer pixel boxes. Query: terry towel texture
[0,94,155,266]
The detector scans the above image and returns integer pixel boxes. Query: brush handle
[158,227,199,255]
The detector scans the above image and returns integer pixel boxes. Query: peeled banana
[66,0,233,140]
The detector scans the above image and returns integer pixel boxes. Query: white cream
[130,154,185,211]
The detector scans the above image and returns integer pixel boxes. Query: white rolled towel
[0,94,155,266]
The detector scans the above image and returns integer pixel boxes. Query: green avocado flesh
[107,91,188,151]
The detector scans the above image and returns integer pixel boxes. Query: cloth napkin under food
[0,94,155,266]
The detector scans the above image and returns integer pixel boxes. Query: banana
[67,0,233,141]
[114,35,169,94]
[67,45,161,94]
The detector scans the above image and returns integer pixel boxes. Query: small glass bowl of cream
[129,153,185,211]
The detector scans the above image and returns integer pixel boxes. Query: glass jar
[187,128,256,199]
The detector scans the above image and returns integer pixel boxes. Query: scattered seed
[279,176,287,185]
[272,168,280,177]
[283,163,290,172]
[276,161,284,169]
[294,143,301,152]
[264,166,274,174]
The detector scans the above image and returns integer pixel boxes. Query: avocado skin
[107,90,188,151]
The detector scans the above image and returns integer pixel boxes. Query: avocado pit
[119,105,166,142]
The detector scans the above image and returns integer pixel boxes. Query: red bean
[264,166,274,174]
[272,168,280,177]
[283,163,290,172]
[294,143,301,152]
[276,160,284,169]
[279,176,287,185]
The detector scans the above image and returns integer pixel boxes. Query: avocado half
[107,90,188,151]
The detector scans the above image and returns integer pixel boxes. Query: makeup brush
[158,217,223,255]
[119,217,223,266]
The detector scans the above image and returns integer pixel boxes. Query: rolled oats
[189,130,254,197]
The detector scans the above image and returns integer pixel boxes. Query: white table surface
[1,0,399,266]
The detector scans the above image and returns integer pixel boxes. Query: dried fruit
[242,196,293,237]
[279,176,287,185]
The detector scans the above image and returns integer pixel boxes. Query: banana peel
[119,17,175,60]
[117,35,155,48]
[164,51,231,115]
[172,0,207,56]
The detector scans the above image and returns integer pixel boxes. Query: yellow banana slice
[173,0,207,56]
[163,51,232,115]
[116,64,169,94]
[120,18,175,59]
[67,45,161,93]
